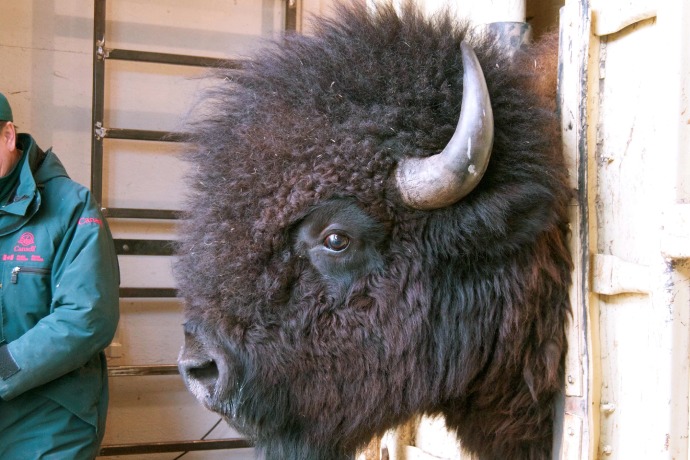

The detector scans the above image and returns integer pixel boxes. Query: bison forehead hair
[176,1,572,459]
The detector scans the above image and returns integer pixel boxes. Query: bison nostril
[179,356,223,402]
[178,331,230,403]
[188,360,219,386]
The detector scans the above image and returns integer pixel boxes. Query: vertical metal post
[285,0,298,32]
[91,0,106,205]
[557,1,597,458]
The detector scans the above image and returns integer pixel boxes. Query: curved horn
[395,41,494,210]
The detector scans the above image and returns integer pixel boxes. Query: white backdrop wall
[0,1,569,459]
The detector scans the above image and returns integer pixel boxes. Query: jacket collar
[1,134,39,217]
[0,134,42,236]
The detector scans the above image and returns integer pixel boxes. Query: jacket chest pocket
[10,266,51,284]
[1,265,53,344]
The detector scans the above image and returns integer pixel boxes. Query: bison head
[176,2,572,459]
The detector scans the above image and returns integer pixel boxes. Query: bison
[175,2,572,459]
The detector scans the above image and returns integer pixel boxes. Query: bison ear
[394,41,494,210]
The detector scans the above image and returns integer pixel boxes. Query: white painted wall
[0,0,568,458]
[13,2,686,460]
[584,0,690,458]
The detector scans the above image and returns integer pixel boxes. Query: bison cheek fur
[180,200,571,460]
[176,2,573,459]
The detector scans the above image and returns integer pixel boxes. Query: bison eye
[294,199,384,284]
[324,233,350,252]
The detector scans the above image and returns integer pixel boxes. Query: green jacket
[0,133,120,434]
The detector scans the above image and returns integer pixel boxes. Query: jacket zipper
[11,266,51,284]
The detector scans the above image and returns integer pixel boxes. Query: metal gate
[90,0,297,456]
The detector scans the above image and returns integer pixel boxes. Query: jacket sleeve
[0,190,120,400]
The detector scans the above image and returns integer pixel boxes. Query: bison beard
[175,2,572,459]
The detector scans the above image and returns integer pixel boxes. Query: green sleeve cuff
[0,344,20,380]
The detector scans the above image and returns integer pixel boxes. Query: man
[0,92,120,459]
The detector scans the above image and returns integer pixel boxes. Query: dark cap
[0,93,14,122]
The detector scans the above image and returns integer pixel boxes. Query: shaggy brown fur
[175,2,572,459]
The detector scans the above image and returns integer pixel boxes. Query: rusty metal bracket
[591,254,652,295]
[591,0,656,36]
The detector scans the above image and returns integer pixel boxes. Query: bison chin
[179,323,274,445]
[179,321,367,460]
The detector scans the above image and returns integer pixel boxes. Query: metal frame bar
[119,287,178,298]
[114,239,176,256]
[106,48,241,68]
[99,439,253,456]
[108,364,179,376]
[95,127,186,142]
[285,0,298,31]
[101,208,181,220]
[91,0,106,204]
